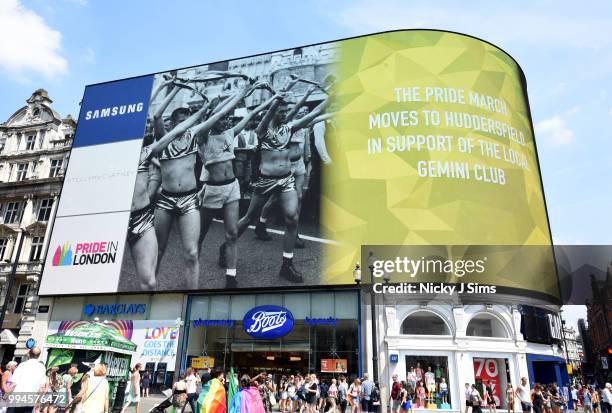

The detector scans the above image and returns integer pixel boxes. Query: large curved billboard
[39,30,557,300]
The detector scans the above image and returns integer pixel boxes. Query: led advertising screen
[39,30,556,299]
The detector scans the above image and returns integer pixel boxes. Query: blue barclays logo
[83,303,146,317]
[74,75,154,148]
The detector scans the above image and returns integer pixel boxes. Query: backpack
[371,386,380,403]
[297,385,307,401]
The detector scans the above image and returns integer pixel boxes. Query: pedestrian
[369,382,380,413]
[485,380,497,413]
[348,378,362,413]
[229,374,266,413]
[327,378,338,413]
[1,361,17,401]
[465,383,473,413]
[471,384,484,413]
[584,387,593,413]
[602,384,612,413]
[183,368,201,413]
[172,374,188,411]
[80,364,110,413]
[390,375,402,413]
[70,371,89,413]
[361,373,373,413]
[61,367,78,409]
[7,347,47,413]
[121,363,142,413]
[305,375,318,413]
[550,383,563,413]
[572,386,580,411]
[506,384,515,413]
[591,387,600,413]
[516,377,532,413]
[399,382,410,413]
[338,376,348,413]
[532,384,545,413]
[141,369,151,398]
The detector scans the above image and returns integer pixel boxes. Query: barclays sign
[243,305,294,339]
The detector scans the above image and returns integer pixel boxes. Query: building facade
[586,266,612,383]
[0,89,74,362]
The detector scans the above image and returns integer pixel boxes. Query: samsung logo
[85,102,144,120]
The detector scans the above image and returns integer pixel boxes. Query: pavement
[118,217,334,292]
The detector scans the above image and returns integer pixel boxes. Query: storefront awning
[0,329,17,345]
[45,322,137,355]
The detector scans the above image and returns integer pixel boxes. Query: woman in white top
[81,364,109,413]
[121,363,142,413]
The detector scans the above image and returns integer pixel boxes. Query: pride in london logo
[52,240,119,266]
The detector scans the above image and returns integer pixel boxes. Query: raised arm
[150,75,175,103]
[153,83,181,138]
[148,99,211,157]
[191,82,259,137]
[229,94,280,136]
[285,85,316,122]
[306,112,335,128]
[288,96,329,133]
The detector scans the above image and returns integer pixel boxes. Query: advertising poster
[321,358,348,373]
[39,30,556,301]
[473,358,502,406]
[47,320,180,368]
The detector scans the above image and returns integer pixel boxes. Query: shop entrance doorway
[232,351,309,377]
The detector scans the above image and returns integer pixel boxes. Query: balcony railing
[0,262,43,275]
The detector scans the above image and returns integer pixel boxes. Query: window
[26,135,36,150]
[37,198,54,221]
[405,355,452,409]
[4,202,23,224]
[401,311,451,335]
[13,283,31,314]
[467,314,508,338]
[15,163,28,181]
[29,236,44,261]
[50,159,63,177]
[0,238,8,261]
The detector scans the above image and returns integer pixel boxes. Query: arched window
[466,313,508,338]
[401,311,450,335]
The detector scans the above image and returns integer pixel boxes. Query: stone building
[0,89,74,362]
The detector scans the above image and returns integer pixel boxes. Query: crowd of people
[2,351,611,413]
[166,370,381,413]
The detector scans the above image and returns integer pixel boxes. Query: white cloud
[564,106,581,116]
[609,107,612,116]
[328,0,612,50]
[535,115,574,145]
[0,0,67,79]
[64,0,87,5]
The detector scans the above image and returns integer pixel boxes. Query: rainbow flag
[229,387,265,413]
[227,368,237,412]
[197,378,227,413]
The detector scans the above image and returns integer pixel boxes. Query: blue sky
[0,0,610,325]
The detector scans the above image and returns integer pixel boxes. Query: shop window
[401,311,450,335]
[473,358,512,409]
[467,314,508,338]
[405,355,451,409]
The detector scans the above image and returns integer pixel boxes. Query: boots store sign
[243,305,294,339]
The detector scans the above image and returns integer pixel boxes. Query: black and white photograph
[118,44,340,292]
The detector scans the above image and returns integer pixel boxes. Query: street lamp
[354,262,379,383]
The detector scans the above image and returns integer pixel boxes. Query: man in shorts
[391,374,403,413]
